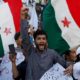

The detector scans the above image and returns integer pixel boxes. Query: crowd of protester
[0,0,80,80]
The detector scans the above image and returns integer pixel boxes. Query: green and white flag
[0,0,22,57]
[0,3,15,57]
[43,0,80,55]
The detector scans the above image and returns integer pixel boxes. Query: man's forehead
[36,35,46,38]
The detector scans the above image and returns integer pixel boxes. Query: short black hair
[14,32,20,40]
[33,30,47,39]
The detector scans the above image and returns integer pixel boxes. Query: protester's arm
[20,5,29,40]
[20,6,32,56]
[64,64,73,75]
[53,50,67,68]
[20,6,29,20]
[53,50,73,75]
[9,54,19,78]
[12,63,19,78]
[25,56,33,80]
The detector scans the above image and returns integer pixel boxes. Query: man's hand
[9,54,16,63]
[64,65,73,76]
[21,6,29,20]
[9,53,19,78]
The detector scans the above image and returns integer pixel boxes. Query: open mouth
[39,44,45,46]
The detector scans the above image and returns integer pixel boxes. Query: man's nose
[40,38,45,41]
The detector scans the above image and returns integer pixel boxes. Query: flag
[43,0,80,55]
[0,0,3,4]
[4,0,22,32]
[0,0,22,57]
[29,6,38,31]
[23,0,38,31]
[0,35,4,57]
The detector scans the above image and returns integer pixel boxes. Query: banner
[40,63,73,80]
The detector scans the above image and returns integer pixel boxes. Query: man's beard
[36,44,46,52]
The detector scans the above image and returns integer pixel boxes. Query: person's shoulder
[47,48,57,54]
[47,48,60,57]
[28,49,35,59]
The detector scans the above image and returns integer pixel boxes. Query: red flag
[4,0,22,32]
[67,0,80,28]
